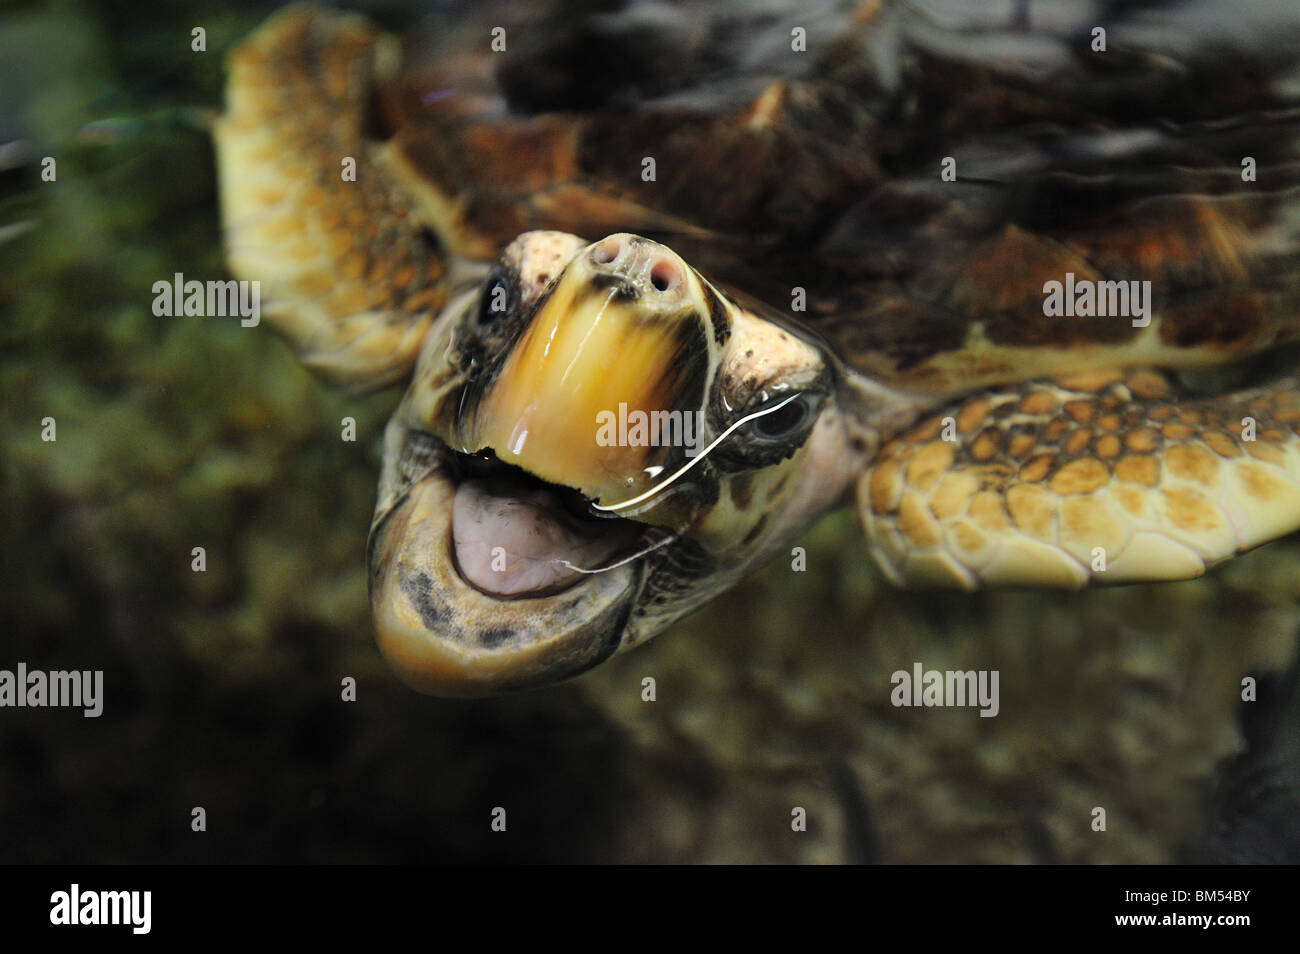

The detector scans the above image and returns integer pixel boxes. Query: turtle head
[368,230,905,696]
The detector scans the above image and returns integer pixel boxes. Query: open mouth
[367,424,655,696]
[447,446,655,599]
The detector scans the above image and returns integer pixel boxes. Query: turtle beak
[458,233,712,523]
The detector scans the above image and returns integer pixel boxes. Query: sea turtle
[214,2,1300,696]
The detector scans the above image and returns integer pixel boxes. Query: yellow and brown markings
[215,7,462,389]
[859,370,1300,589]
[810,186,1300,396]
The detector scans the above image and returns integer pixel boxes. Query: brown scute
[1123,371,1172,400]
[1005,484,1054,539]
[1244,440,1286,465]
[905,441,955,492]
[1007,430,1038,459]
[1018,455,1053,483]
[1060,497,1117,546]
[955,398,993,434]
[950,521,987,554]
[1161,487,1221,532]
[1095,434,1121,458]
[897,493,942,547]
[1064,429,1092,456]
[903,415,945,443]
[868,459,903,515]
[1054,369,1123,393]
[1116,454,1161,486]
[940,226,1100,328]
[1044,419,1068,442]
[969,491,1011,532]
[1064,400,1094,423]
[1111,484,1147,517]
[1164,445,1220,487]
[1202,430,1242,458]
[929,472,978,520]
[1125,428,1160,452]
[1238,462,1287,501]
[969,428,1001,462]
[1048,458,1109,495]
[1018,392,1057,415]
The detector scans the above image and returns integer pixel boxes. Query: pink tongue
[452,480,637,597]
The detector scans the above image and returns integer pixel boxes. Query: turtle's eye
[477,269,511,327]
[749,391,819,441]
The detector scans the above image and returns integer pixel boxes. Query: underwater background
[3,0,1300,863]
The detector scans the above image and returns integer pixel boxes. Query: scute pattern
[860,372,1300,588]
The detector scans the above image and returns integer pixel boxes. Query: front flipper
[859,370,1300,588]
[214,6,467,391]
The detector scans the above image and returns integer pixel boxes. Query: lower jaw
[365,449,643,696]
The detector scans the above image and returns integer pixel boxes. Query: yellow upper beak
[460,236,711,515]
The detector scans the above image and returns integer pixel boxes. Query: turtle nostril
[649,259,680,293]
[591,238,622,265]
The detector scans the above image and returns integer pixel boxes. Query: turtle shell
[371,0,1300,396]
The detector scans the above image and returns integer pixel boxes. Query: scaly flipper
[213,6,464,391]
[860,370,1300,588]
